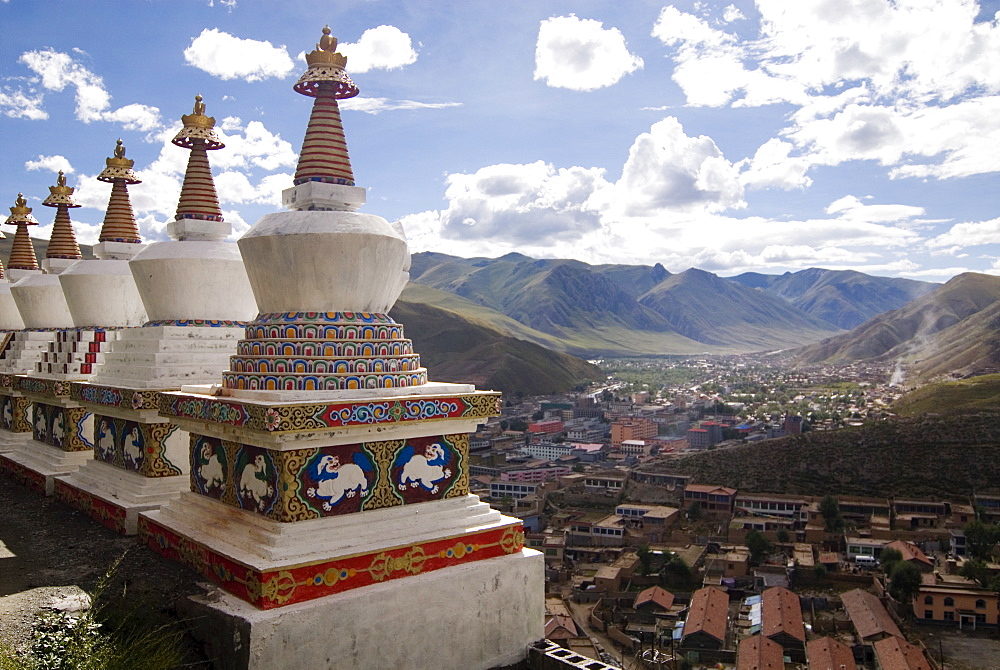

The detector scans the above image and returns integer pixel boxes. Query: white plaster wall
[205,549,544,670]
[238,211,409,314]
[129,241,257,322]
[10,274,75,329]
[0,282,26,330]
[59,260,147,328]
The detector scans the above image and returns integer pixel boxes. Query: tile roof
[873,636,932,670]
[806,636,858,670]
[737,635,784,670]
[885,540,933,567]
[635,586,675,611]
[841,588,903,641]
[762,586,805,643]
[685,484,737,495]
[683,586,729,643]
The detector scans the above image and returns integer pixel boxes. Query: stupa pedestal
[0,271,30,453]
[62,124,257,534]
[141,30,542,669]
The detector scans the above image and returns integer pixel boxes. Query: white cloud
[0,88,47,120]
[824,194,925,223]
[610,117,744,217]
[24,155,74,174]
[338,25,418,73]
[723,5,746,22]
[15,49,161,130]
[214,119,296,171]
[339,97,461,115]
[183,29,295,82]
[927,217,1000,248]
[534,15,643,91]
[740,139,812,190]
[651,0,1000,182]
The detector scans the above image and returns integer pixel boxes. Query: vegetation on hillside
[667,415,1000,500]
[892,374,1000,417]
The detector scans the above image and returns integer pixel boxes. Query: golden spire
[5,193,40,271]
[172,95,224,223]
[172,94,224,150]
[292,27,359,187]
[5,193,38,226]
[42,174,83,259]
[294,26,359,98]
[97,139,142,243]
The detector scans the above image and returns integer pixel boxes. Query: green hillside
[666,415,1000,500]
[892,374,1000,417]
[389,298,602,396]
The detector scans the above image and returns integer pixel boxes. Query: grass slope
[668,415,1000,499]
[892,374,1000,417]
[389,298,602,395]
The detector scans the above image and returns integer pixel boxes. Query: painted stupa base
[0,379,31,453]
[33,329,118,378]
[220,312,426,394]
[59,326,248,533]
[171,538,542,670]
[0,332,59,375]
[0,375,94,494]
[85,325,246,389]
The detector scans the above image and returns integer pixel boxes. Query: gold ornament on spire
[98,139,141,184]
[173,94,224,150]
[295,26,358,98]
[42,171,80,208]
[5,193,38,226]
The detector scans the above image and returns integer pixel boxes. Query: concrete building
[611,418,657,448]
[681,586,730,651]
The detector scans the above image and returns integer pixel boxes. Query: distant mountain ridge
[408,253,938,356]
[793,272,1000,380]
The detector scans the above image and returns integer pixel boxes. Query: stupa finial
[6,193,37,225]
[42,174,83,260]
[6,193,40,271]
[97,138,143,244]
[171,94,224,227]
[295,26,358,98]
[173,94,224,150]
[291,26,359,188]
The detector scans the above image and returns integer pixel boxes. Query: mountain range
[407,252,938,357]
[793,272,1000,380]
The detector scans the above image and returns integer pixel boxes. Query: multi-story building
[735,492,809,526]
[611,418,657,448]
[684,484,737,517]
[620,439,652,457]
[915,574,1000,630]
[527,418,564,435]
[489,480,542,501]
[499,463,570,483]
[521,442,575,461]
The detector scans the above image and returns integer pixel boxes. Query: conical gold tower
[42,171,83,260]
[4,193,40,271]
[292,26,359,187]
[172,95,224,223]
[96,139,142,243]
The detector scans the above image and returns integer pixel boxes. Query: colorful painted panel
[94,415,181,477]
[186,433,470,522]
[16,377,71,399]
[160,391,501,434]
[0,395,31,433]
[139,515,524,610]
[31,402,91,452]
[71,382,160,412]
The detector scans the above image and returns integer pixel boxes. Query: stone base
[0,429,30,453]
[140,493,526,608]
[178,547,543,670]
[54,461,187,534]
[0,440,92,495]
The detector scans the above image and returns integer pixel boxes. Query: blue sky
[2,0,999,282]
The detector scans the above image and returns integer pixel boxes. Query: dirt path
[0,474,211,665]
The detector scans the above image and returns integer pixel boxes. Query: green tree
[686,502,701,521]
[508,418,528,431]
[499,420,509,431]
[888,561,923,606]
[880,548,903,574]
[531,410,544,421]
[813,564,827,579]
[959,558,990,587]
[746,530,773,566]
[819,494,844,532]
[664,556,692,587]
[572,463,584,473]
[776,529,790,544]
[637,545,653,576]
[963,521,1000,561]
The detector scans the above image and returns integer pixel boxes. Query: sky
[2,0,1000,283]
